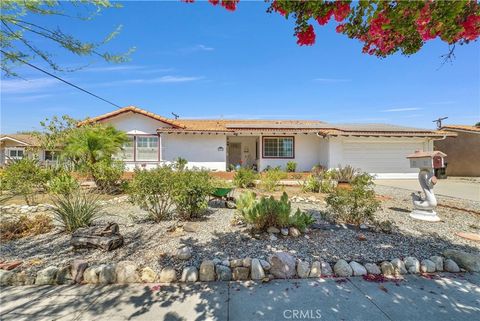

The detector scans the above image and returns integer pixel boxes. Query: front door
[228,143,242,167]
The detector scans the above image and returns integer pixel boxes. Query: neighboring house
[434,125,480,177]
[78,106,452,178]
[0,134,58,166]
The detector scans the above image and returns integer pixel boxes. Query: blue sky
[1,1,479,133]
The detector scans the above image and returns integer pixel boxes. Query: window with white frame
[262,137,294,158]
[8,148,24,159]
[136,136,158,161]
[119,136,135,161]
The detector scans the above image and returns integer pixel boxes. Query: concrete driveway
[1,274,479,321]
[375,179,480,202]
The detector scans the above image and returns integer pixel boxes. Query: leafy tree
[188,0,479,59]
[475,122,480,127]
[1,0,134,77]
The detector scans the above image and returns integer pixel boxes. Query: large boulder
[309,261,322,278]
[141,267,157,283]
[430,256,444,272]
[116,261,140,283]
[98,264,117,284]
[380,261,395,276]
[404,257,420,274]
[334,260,353,277]
[35,266,59,285]
[349,261,367,276]
[199,260,215,281]
[251,259,265,280]
[391,258,407,275]
[268,252,296,279]
[420,259,436,273]
[444,250,480,272]
[83,266,99,284]
[181,267,198,282]
[444,259,460,273]
[364,263,381,275]
[215,265,232,281]
[296,260,311,278]
[159,267,177,283]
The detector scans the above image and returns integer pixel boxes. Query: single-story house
[434,125,480,177]
[0,134,58,166]
[74,106,453,179]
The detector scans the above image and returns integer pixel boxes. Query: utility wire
[1,49,122,109]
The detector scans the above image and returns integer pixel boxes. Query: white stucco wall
[162,134,227,171]
[101,112,171,134]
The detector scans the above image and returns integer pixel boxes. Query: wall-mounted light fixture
[218,146,224,152]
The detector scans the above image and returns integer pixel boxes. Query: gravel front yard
[1,185,479,274]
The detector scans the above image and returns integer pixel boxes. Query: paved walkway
[375,179,480,202]
[1,273,479,321]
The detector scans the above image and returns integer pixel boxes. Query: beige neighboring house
[0,134,57,166]
[435,125,480,177]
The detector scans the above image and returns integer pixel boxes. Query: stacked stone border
[1,249,478,287]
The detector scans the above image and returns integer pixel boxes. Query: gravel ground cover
[1,185,478,275]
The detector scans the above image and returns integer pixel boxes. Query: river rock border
[1,249,478,287]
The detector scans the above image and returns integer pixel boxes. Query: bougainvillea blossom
[296,25,316,46]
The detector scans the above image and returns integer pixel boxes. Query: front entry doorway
[228,142,241,168]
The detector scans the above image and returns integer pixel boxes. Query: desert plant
[311,163,324,175]
[173,169,214,220]
[0,158,49,205]
[334,165,359,183]
[286,161,297,172]
[128,166,176,221]
[260,167,286,192]
[302,175,321,193]
[173,157,188,171]
[47,171,79,196]
[237,191,314,231]
[0,213,54,241]
[51,192,103,232]
[233,167,257,188]
[325,173,380,225]
[89,159,124,193]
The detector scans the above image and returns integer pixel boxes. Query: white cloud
[313,78,351,83]
[1,77,59,93]
[121,75,204,84]
[381,107,423,112]
[82,65,144,72]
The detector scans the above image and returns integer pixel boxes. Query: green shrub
[51,192,103,232]
[90,160,124,193]
[237,191,314,231]
[128,166,176,221]
[233,167,257,188]
[173,157,188,171]
[47,171,79,196]
[173,170,213,220]
[1,158,49,205]
[303,170,335,193]
[325,173,380,225]
[261,168,287,192]
[286,161,297,172]
[211,178,234,188]
[302,175,321,193]
[334,165,359,183]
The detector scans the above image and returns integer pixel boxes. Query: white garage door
[342,141,424,174]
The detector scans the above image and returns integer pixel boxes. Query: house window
[262,137,294,158]
[120,136,135,161]
[44,151,58,161]
[136,136,158,161]
[8,148,24,159]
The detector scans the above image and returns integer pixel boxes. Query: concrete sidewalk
[1,273,479,321]
[375,179,480,201]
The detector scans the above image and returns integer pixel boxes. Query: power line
[1,50,122,109]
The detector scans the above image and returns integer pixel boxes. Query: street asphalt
[1,273,479,321]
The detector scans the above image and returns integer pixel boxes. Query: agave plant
[334,165,359,183]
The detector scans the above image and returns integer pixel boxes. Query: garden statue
[406,150,447,222]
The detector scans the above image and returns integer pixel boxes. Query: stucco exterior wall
[102,112,171,134]
[434,131,480,177]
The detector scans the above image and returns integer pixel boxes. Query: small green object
[212,188,232,197]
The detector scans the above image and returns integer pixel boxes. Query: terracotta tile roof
[441,125,480,133]
[0,134,40,146]
[407,150,447,158]
[77,106,181,127]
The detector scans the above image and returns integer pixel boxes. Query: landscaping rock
[430,256,444,272]
[216,265,232,281]
[260,259,271,271]
[72,259,88,284]
[444,249,480,272]
[35,266,59,285]
[83,267,99,284]
[269,234,278,241]
[0,270,14,286]
[391,258,407,275]
[183,222,196,232]
[289,227,301,237]
[444,259,460,273]
[321,261,333,276]
[116,261,140,283]
[296,260,311,278]
[232,267,249,280]
[199,260,215,281]
[280,228,289,236]
[309,261,322,278]
[12,271,27,286]
[56,266,73,285]
[268,252,296,279]
[251,259,265,280]
[420,259,436,273]
[349,261,367,276]
[221,260,230,267]
[181,267,198,282]
[267,227,280,234]
[230,259,243,268]
[243,257,252,268]
[364,263,381,275]
[175,246,193,260]
[159,267,177,283]
[404,257,420,274]
[98,264,116,284]
[212,258,222,266]
[334,259,353,277]
[380,261,395,276]
[140,267,157,283]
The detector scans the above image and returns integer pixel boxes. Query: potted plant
[334,165,358,190]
